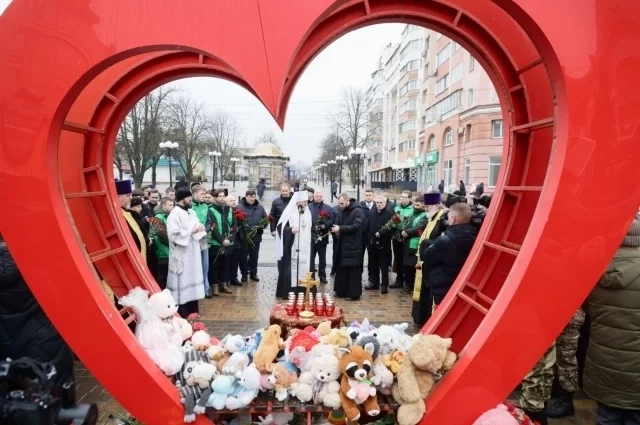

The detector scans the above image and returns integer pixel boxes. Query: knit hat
[175,187,192,202]
[623,213,640,247]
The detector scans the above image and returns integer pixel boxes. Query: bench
[206,392,399,424]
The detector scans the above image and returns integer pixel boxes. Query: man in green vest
[391,190,414,289]
[399,196,428,294]
[153,196,174,289]
[208,189,236,296]
[191,185,213,298]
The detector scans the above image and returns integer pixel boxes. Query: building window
[427,164,436,187]
[468,88,474,106]
[374,153,382,162]
[407,139,416,150]
[399,40,420,60]
[464,157,471,184]
[436,74,450,94]
[469,56,475,71]
[399,142,404,152]
[428,135,436,151]
[452,41,461,52]
[399,99,417,114]
[433,90,462,119]
[443,159,453,187]
[492,119,504,138]
[399,120,416,132]
[451,62,463,84]
[465,124,471,143]
[437,43,451,67]
[443,128,453,146]
[399,80,418,96]
[489,156,502,187]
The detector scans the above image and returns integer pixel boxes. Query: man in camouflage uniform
[518,308,586,424]
[545,308,586,418]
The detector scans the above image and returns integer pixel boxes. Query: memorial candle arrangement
[285,292,335,316]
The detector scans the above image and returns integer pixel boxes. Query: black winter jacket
[237,198,267,244]
[0,242,75,383]
[422,223,478,304]
[309,202,335,246]
[269,196,292,232]
[366,205,396,251]
[335,200,365,267]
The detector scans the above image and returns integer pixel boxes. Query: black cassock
[275,223,317,300]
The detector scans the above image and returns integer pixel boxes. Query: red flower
[392,214,401,224]
[417,229,424,236]
[268,214,275,223]
[318,211,330,219]
[234,210,247,222]
[231,226,238,233]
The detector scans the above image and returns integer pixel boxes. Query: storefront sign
[426,151,439,163]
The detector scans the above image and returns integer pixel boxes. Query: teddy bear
[382,350,405,374]
[376,325,405,355]
[148,289,193,347]
[372,359,394,395]
[337,343,380,422]
[391,334,457,425]
[253,325,283,373]
[216,334,246,370]
[392,323,413,352]
[225,364,261,410]
[208,374,237,410]
[191,330,212,351]
[320,328,352,348]
[268,362,298,401]
[292,352,342,408]
[176,348,216,423]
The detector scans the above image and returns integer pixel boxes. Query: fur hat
[115,180,132,196]
[623,213,640,247]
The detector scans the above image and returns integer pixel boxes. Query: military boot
[221,282,233,294]
[545,390,575,418]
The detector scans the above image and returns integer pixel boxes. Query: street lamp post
[208,150,221,190]
[336,154,348,194]
[159,141,179,187]
[349,147,366,201]
[230,157,240,188]
[327,160,336,183]
[321,163,327,187]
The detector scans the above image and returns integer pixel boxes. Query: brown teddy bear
[269,363,298,401]
[391,334,457,425]
[338,343,381,422]
[253,325,283,373]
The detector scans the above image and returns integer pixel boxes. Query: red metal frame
[1,1,639,424]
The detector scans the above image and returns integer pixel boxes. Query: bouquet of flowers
[246,216,270,248]
[146,216,166,241]
[315,210,331,242]
[393,214,412,241]
[372,214,402,248]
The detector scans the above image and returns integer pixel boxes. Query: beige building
[366,25,503,194]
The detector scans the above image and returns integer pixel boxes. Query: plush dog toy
[253,325,283,373]
[268,362,298,401]
[337,343,381,422]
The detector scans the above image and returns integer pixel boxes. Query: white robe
[166,206,205,305]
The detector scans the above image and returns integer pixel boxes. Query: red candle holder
[326,304,335,316]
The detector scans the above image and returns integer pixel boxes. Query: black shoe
[320,277,328,284]
[330,270,336,277]
[380,286,388,295]
[364,283,379,290]
[523,410,548,425]
[389,282,403,289]
[241,276,248,283]
[345,297,360,301]
[250,275,260,282]
[230,280,243,287]
[545,390,575,418]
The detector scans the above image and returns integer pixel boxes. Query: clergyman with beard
[166,187,207,318]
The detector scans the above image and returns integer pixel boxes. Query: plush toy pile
[122,289,457,425]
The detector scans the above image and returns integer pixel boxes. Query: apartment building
[366,25,503,194]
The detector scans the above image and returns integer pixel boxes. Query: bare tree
[117,87,174,188]
[208,111,244,183]
[165,95,211,182]
[255,130,281,147]
[329,86,381,185]
[114,134,126,181]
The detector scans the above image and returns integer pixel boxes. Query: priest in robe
[116,179,147,263]
[166,188,207,318]
[275,191,313,299]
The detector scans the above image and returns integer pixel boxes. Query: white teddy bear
[292,353,341,408]
[148,289,193,347]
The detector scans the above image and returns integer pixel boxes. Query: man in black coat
[308,191,334,283]
[422,202,478,310]
[330,203,341,277]
[360,188,375,282]
[237,189,267,282]
[332,194,365,300]
[270,183,292,237]
[0,236,75,385]
[365,194,396,294]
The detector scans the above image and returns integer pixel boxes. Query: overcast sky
[0,0,403,165]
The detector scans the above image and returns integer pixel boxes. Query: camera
[0,357,98,425]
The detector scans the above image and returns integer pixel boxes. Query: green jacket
[208,204,236,247]
[394,203,413,229]
[583,246,640,409]
[153,213,170,260]
[192,201,211,227]
[404,211,428,250]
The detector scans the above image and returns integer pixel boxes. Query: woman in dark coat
[0,234,75,384]
[332,196,365,300]
[459,180,466,196]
